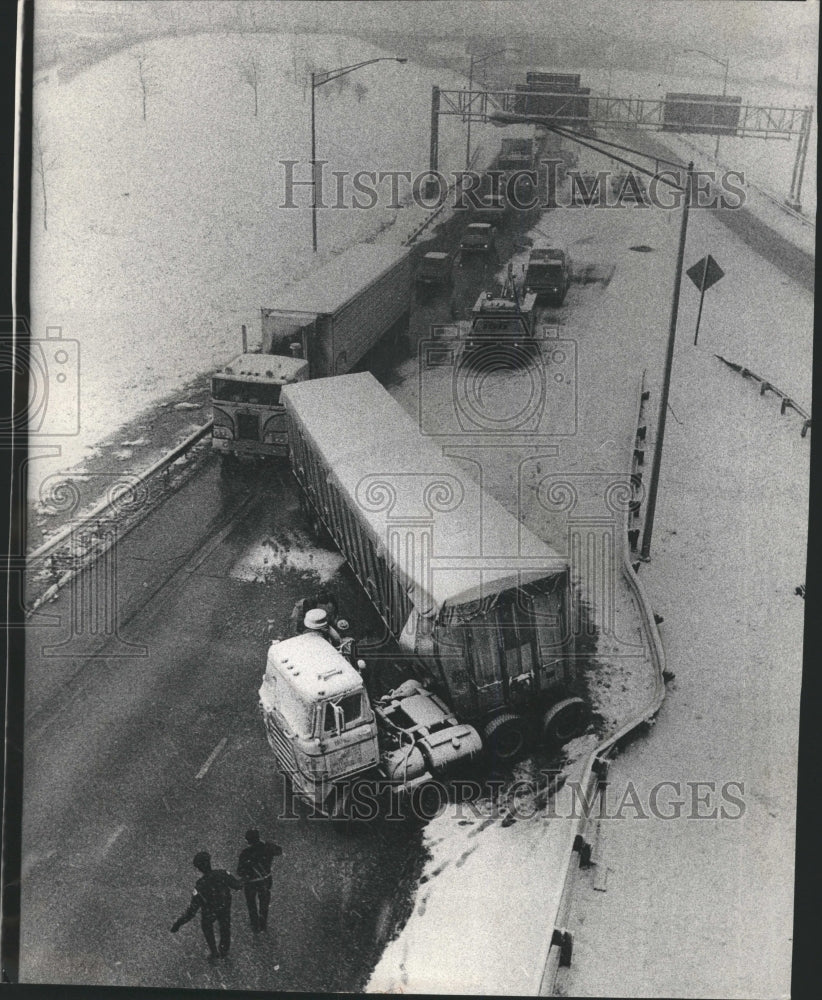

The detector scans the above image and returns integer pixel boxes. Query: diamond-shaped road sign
[687,254,725,291]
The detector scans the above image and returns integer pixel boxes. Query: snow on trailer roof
[282,372,567,617]
[269,244,410,317]
[218,353,308,382]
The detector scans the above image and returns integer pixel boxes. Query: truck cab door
[317,694,379,780]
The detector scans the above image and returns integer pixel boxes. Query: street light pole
[310,56,406,252]
[311,70,317,253]
[465,54,475,171]
[640,162,694,561]
[464,47,517,170]
[684,48,730,161]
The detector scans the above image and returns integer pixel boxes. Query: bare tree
[33,118,57,231]
[354,80,368,104]
[135,51,149,121]
[241,56,260,117]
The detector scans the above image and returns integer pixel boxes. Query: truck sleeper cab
[259,632,379,811]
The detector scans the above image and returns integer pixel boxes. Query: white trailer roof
[282,373,567,617]
[269,244,410,317]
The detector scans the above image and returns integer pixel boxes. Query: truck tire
[483,712,526,763]
[542,697,590,746]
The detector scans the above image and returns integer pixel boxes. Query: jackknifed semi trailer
[257,372,590,812]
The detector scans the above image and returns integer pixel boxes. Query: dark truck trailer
[281,372,590,762]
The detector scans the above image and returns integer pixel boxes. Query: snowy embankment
[28,30,508,509]
[560,314,808,1000]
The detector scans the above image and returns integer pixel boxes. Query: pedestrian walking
[170,851,243,960]
[237,829,283,933]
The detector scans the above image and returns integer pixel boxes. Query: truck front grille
[264,716,298,777]
[237,413,260,441]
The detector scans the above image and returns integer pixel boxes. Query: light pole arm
[313,57,406,90]
[684,48,730,85]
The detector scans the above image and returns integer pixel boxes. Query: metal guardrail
[535,370,667,995]
[714,354,811,436]
[403,145,486,246]
[26,420,213,567]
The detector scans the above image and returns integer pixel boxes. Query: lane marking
[195,737,228,780]
[102,824,126,856]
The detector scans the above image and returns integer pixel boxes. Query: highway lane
[20,456,426,991]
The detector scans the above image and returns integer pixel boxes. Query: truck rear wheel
[483,712,526,763]
[542,697,590,746]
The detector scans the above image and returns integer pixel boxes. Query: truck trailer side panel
[327,253,413,375]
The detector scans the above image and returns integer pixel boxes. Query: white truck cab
[259,633,379,810]
[259,631,483,815]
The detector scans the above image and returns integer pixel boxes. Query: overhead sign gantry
[428,77,813,210]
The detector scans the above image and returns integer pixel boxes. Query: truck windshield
[321,692,364,734]
[472,317,529,335]
[527,264,564,283]
[212,379,283,406]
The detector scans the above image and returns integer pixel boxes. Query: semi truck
[258,632,483,817]
[415,251,454,288]
[265,372,589,797]
[211,243,412,458]
[459,222,497,255]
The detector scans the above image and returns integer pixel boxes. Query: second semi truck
[212,243,412,459]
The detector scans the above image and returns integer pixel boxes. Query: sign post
[686,254,724,345]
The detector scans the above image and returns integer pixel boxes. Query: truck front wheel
[483,712,526,764]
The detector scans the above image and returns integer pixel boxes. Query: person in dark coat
[236,829,282,933]
[170,851,243,959]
